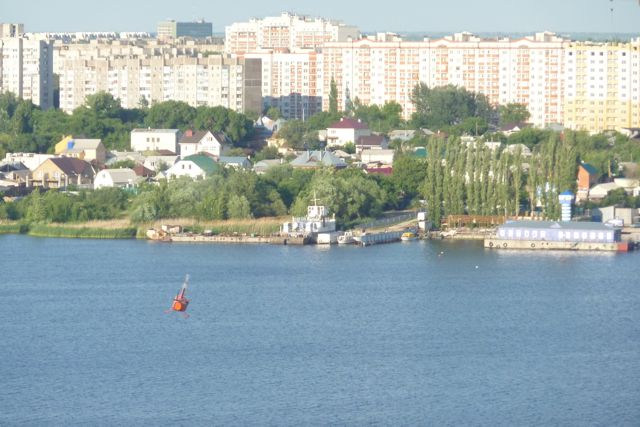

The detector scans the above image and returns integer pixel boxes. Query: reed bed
[28,224,137,239]
[0,222,26,234]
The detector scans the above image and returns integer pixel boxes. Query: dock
[484,237,630,252]
[353,230,404,246]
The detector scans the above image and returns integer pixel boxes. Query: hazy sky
[5,0,640,34]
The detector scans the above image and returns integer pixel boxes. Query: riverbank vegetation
[1,84,640,233]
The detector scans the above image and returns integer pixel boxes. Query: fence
[357,211,417,230]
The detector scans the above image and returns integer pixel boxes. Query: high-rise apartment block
[225,12,359,54]
[58,52,261,114]
[244,50,323,119]
[564,39,640,133]
[322,32,569,127]
[0,35,54,109]
[1,23,24,38]
[157,20,213,39]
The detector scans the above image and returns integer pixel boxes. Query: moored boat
[338,231,355,245]
[401,231,418,241]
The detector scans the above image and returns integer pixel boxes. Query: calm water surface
[1,235,639,425]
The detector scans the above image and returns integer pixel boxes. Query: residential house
[218,156,251,169]
[0,162,30,187]
[94,168,141,190]
[253,159,285,175]
[31,157,95,188]
[364,165,393,175]
[326,118,371,147]
[143,154,178,172]
[105,151,146,167]
[55,135,107,165]
[132,163,155,178]
[577,162,598,201]
[178,130,228,158]
[131,128,180,153]
[588,182,621,201]
[500,123,529,136]
[505,143,532,157]
[3,153,55,170]
[355,135,388,154]
[361,149,395,165]
[388,129,416,142]
[290,151,346,169]
[164,154,220,179]
[620,127,640,140]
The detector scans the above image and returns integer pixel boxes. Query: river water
[1,235,639,425]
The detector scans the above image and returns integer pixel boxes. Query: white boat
[337,231,355,245]
[401,231,418,241]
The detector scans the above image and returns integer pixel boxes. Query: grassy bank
[2,217,284,239]
[28,224,137,239]
[0,222,27,234]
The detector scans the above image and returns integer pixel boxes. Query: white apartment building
[244,49,323,119]
[0,23,24,38]
[225,12,359,54]
[131,128,180,153]
[0,36,54,109]
[58,54,261,114]
[321,32,569,128]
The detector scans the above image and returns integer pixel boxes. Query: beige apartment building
[321,32,569,127]
[564,39,640,133]
[0,35,54,109]
[225,12,359,54]
[58,54,261,114]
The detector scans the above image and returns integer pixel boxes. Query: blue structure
[558,190,574,222]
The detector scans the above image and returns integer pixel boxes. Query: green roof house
[164,154,219,179]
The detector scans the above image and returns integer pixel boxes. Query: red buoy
[168,274,190,316]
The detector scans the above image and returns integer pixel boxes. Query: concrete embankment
[484,238,628,252]
[168,234,310,245]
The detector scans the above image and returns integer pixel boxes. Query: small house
[94,168,141,190]
[326,118,371,147]
[355,135,388,154]
[290,151,346,169]
[179,130,228,158]
[55,136,106,165]
[130,128,180,153]
[218,156,251,169]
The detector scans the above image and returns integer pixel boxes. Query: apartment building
[53,38,225,75]
[244,50,323,119]
[0,36,54,109]
[0,23,24,38]
[225,12,359,54]
[58,54,261,114]
[321,32,569,127]
[564,38,640,133]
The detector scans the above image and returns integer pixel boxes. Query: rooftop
[328,117,369,130]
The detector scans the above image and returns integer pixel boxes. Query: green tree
[266,106,281,120]
[329,77,339,114]
[499,103,531,125]
[145,101,196,130]
[410,84,492,130]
